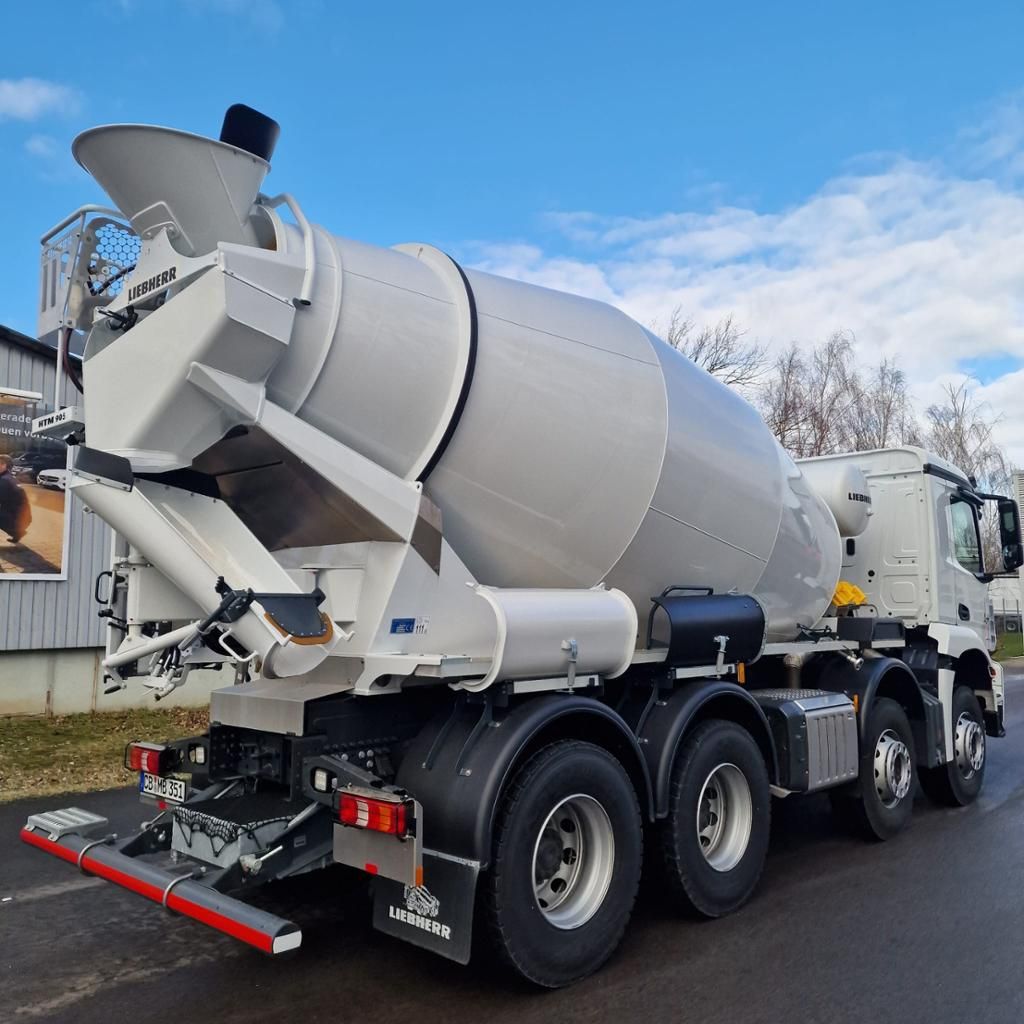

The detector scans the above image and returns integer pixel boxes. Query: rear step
[21,811,301,955]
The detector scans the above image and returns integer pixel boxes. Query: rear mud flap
[372,851,478,964]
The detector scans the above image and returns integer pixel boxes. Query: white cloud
[184,0,284,31]
[114,0,286,30]
[0,78,81,121]
[112,0,285,29]
[465,130,1024,464]
[975,370,1024,465]
[22,131,81,183]
[23,134,58,159]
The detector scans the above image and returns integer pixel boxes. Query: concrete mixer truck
[20,105,1024,988]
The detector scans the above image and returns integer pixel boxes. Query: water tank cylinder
[798,459,873,538]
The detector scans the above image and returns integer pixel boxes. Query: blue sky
[6,1,1024,453]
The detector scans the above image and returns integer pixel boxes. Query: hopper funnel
[72,121,272,256]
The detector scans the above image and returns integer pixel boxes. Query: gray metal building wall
[0,327,110,651]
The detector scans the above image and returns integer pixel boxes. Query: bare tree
[759,343,808,453]
[846,358,922,451]
[923,381,1008,485]
[802,332,860,456]
[660,310,766,388]
[665,318,1013,568]
[757,332,862,457]
[757,333,923,460]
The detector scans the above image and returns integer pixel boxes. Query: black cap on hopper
[219,104,280,162]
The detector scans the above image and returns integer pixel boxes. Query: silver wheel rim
[874,728,912,807]
[954,711,985,779]
[696,763,752,872]
[532,794,615,930]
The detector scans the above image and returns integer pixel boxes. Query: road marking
[6,874,229,1019]
[2,877,104,904]
[14,952,225,1019]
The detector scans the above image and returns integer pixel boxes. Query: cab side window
[950,497,982,574]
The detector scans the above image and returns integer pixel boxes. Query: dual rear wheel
[484,740,643,988]
[485,724,772,987]
[658,720,771,918]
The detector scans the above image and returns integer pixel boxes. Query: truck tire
[919,686,986,807]
[830,696,916,841]
[484,740,642,988]
[658,720,770,918]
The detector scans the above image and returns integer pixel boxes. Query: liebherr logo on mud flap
[388,885,451,940]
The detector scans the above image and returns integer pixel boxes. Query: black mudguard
[622,680,778,817]
[374,692,652,963]
[395,693,652,869]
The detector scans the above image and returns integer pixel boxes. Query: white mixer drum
[72,121,844,643]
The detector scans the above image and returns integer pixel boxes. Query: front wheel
[658,720,771,918]
[831,696,916,840]
[484,740,643,988]
[919,686,986,806]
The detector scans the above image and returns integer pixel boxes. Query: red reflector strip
[19,828,78,865]
[338,794,407,836]
[20,827,278,955]
[164,892,274,954]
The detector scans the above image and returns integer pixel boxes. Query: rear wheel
[919,686,986,807]
[831,696,915,840]
[484,740,642,988]
[659,720,771,918]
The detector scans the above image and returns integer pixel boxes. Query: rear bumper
[20,825,301,955]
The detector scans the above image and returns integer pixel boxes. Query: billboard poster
[0,389,69,579]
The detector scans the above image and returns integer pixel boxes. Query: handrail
[40,204,123,245]
[259,192,316,306]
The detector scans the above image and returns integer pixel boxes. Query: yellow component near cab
[832,580,867,609]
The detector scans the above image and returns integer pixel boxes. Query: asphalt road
[5,673,1024,1024]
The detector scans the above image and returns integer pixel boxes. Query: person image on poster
[0,454,31,543]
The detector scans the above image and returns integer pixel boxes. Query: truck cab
[801,445,1023,736]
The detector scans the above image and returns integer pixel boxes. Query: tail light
[125,741,171,774]
[337,790,410,838]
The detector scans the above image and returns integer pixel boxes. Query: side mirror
[998,497,1023,572]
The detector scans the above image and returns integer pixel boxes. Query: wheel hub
[954,712,985,778]
[532,794,615,930]
[695,763,753,872]
[874,729,911,807]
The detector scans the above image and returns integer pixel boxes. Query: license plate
[139,772,186,804]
